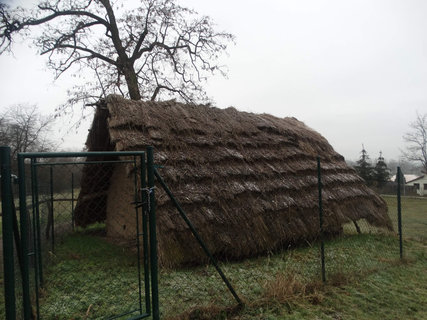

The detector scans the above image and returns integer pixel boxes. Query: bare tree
[0,105,55,162]
[402,113,427,173]
[0,0,234,108]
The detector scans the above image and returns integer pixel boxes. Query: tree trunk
[123,62,141,100]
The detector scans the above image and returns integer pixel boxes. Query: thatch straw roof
[76,94,392,267]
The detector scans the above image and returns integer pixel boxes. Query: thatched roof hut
[75,95,392,267]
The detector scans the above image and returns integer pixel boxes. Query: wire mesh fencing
[316,161,403,285]
[33,161,83,255]
[2,150,426,319]
[321,219,397,285]
[33,155,151,319]
[384,193,427,246]
[316,165,427,286]
[0,151,157,320]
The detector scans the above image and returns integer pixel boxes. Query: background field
[383,195,427,242]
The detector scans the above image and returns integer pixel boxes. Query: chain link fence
[315,165,427,290]
[1,150,158,320]
[316,163,405,286]
[33,155,152,319]
[2,151,426,319]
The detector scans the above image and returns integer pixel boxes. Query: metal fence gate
[1,147,159,319]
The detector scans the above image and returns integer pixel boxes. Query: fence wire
[2,155,426,319]
[27,157,150,319]
[317,164,405,286]
[321,219,397,284]
[0,153,152,320]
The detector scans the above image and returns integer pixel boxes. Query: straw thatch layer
[76,95,392,267]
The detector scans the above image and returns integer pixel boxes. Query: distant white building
[389,174,420,183]
[406,175,427,196]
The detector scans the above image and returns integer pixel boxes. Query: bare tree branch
[402,112,427,173]
[0,105,55,164]
[1,0,234,110]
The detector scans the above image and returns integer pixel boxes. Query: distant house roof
[390,174,420,183]
[406,174,427,184]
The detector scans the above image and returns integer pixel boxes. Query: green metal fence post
[1,146,16,320]
[147,146,160,320]
[30,158,42,319]
[141,154,151,314]
[71,172,75,231]
[317,157,326,283]
[397,167,403,259]
[31,158,44,288]
[132,155,144,315]
[17,153,32,319]
[50,165,55,252]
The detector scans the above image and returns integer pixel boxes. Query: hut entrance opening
[2,149,159,320]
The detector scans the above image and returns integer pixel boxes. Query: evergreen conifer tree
[355,145,373,186]
[373,152,390,188]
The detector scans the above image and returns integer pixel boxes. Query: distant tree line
[351,147,424,196]
[0,104,55,169]
[0,105,82,195]
[354,146,391,188]
[351,112,427,189]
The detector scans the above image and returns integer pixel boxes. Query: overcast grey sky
[0,0,426,161]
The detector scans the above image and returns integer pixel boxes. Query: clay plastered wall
[106,164,137,239]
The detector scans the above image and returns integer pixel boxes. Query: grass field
[382,195,427,242]
[0,196,426,319]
